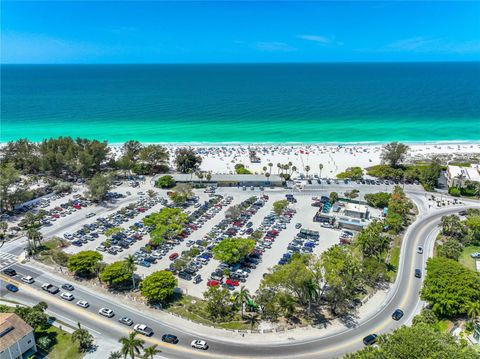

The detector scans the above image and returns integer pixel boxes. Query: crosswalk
[0,252,18,271]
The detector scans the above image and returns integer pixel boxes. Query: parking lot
[21,178,388,299]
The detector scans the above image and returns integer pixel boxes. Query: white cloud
[297,34,343,47]
[255,41,297,52]
[386,37,480,54]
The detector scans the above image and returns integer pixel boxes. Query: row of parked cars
[278,228,320,265]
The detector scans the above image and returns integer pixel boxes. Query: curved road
[1,204,478,359]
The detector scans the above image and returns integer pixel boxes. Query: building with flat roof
[344,203,369,219]
[446,164,480,188]
[0,313,36,359]
[164,173,284,187]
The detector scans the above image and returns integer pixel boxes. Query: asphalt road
[2,204,478,358]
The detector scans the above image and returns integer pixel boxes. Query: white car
[417,246,423,254]
[21,276,35,284]
[63,233,73,239]
[60,292,74,301]
[76,300,89,308]
[191,339,209,350]
[99,307,114,317]
[86,212,96,218]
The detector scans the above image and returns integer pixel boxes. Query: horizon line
[2,60,480,66]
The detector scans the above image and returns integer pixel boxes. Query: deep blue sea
[1,63,479,143]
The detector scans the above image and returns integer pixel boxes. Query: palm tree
[247,313,260,329]
[467,301,480,323]
[109,352,122,359]
[319,163,324,178]
[235,286,251,318]
[303,278,319,317]
[119,332,145,359]
[72,322,94,351]
[142,344,161,359]
[124,255,137,289]
[27,228,42,254]
[205,172,212,183]
[305,165,311,179]
[268,162,273,174]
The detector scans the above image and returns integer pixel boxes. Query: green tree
[203,285,235,320]
[212,237,256,264]
[329,191,339,204]
[174,148,202,173]
[119,332,145,359]
[142,345,162,359]
[421,257,480,317]
[235,164,252,174]
[99,261,132,286]
[14,302,49,330]
[467,301,480,322]
[0,162,21,212]
[125,255,137,289]
[364,192,391,208]
[356,220,390,259]
[337,167,363,180]
[72,322,94,352]
[361,257,387,287]
[272,200,289,216]
[344,189,360,200]
[138,145,169,174]
[108,351,122,359]
[381,142,409,168]
[437,239,463,261]
[440,215,466,238]
[233,285,251,318]
[67,250,103,277]
[155,175,175,189]
[87,173,112,202]
[140,271,177,303]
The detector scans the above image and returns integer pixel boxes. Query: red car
[169,253,179,261]
[137,207,145,212]
[207,280,219,287]
[226,278,239,286]
[73,204,81,209]
[51,214,60,218]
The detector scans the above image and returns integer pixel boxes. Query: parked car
[191,339,209,350]
[169,253,179,261]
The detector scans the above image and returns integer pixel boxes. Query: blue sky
[2,1,480,63]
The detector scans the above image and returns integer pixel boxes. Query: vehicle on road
[60,292,74,301]
[134,324,154,336]
[363,334,378,346]
[6,284,18,292]
[162,334,179,344]
[86,212,96,218]
[99,307,114,317]
[76,300,89,308]
[41,283,59,294]
[3,268,16,276]
[471,252,480,259]
[415,269,422,278]
[392,309,404,321]
[119,317,133,326]
[62,283,75,291]
[21,276,34,284]
[191,339,209,350]
[417,246,423,254]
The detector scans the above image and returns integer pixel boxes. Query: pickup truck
[41,283,59,294]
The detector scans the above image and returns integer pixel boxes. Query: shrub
[448,187,461,197]
[155,175,175,189]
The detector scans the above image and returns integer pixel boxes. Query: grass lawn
[386,236,402,282]
[36,326,83,359]
[459,246,480,271]
[167,295,255,330]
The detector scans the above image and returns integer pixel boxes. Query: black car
[363,334,378,346]
[62,283,75,291]
[178,272,192,281]
[162,334,179,344]
[193,275,202,284]
[3,268,17,276]
[392,309,404,321]
[414,269,422,278]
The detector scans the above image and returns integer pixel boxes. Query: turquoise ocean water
[1,63,479,143]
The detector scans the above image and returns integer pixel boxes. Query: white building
[446,164,480,188]
[344,203,369,219]
[0,313,36,359]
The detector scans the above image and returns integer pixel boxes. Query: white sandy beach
[107,143,480,177]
